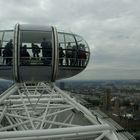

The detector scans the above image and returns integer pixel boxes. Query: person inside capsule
[78,43,87,67]
[59,43,65,66]
[19,29,53,66]
[71,45,78,66]
[66,42,73,66]
[41,37,52,65]
[3,39,13,65]
[0,24,90,81]
[20,45,30,65]
[31,43,40,58]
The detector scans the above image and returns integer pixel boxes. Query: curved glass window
[75,35,90,67]
[0,31,13,66]
[58,33,77,66]
[58,32,89,67]
[20,31,52,66]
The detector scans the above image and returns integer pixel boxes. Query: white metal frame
[0,82,134,140]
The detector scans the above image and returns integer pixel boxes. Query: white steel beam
[54,85,100,125]
[19,90,35,130]
[0,124,111,139]
[0,82,127,140]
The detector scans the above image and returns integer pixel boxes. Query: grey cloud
[0,0,140,80]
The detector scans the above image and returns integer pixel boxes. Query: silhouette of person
[41,38,52,65]
[3,39,13,65]
[20,45,30,65]
[66,42,72,66]
[78,44,86,66]
[59,44,65,66]
[72,45,78,66]
[32,43,40,58]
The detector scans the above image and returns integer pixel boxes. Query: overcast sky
[0,0,140,80]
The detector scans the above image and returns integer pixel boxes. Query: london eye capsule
[0,24,90,82]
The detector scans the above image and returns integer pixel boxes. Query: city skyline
[0,0,140,80]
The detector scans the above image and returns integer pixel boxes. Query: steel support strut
[0,82,131,140]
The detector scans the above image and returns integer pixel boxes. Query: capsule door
[16,25,54,82]
[0,30,14,80]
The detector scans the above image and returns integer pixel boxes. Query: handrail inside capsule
[0,24,90,82]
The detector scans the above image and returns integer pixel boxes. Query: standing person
[78,44,86,67]
[31,43,40,58]
[66,42,72,66]
[20,45,30,65]
[41,38,52,65]
[3,39,13,65]
[72,45,78,66]
[59,44,65,66]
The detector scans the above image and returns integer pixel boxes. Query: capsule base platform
[0,82,136,140]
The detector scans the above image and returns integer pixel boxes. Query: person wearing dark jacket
[20,45,30,65]
[3,39,13,65]
[32,43,40,58]
[41,38,52,65]
[59,45,65,66]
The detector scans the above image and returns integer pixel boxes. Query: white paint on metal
[0,82,134,140]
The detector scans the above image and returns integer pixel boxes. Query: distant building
[102,89,111,111]
[114,98,120,115]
